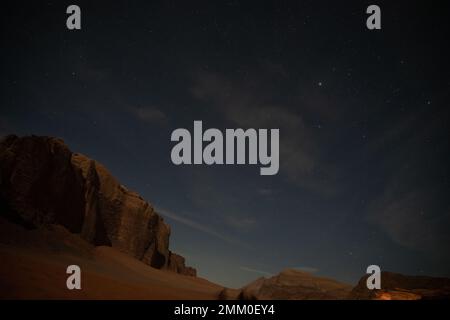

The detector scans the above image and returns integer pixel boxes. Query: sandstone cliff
[0,134,195,276]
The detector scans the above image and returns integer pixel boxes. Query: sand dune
[0,218,223,300]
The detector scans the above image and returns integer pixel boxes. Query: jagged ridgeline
[0,135,195,276]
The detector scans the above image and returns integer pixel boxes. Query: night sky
[1,1,449,288]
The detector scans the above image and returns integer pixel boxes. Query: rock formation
[220,269,352,300]
[349,271,450,300]
[0,134,195,276]
[167,252,197,276]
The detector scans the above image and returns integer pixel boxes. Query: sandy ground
[0,218,224,299]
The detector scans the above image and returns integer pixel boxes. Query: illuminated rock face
[349,272,450,300]
[374,290,421,300]
[0,135,195,276]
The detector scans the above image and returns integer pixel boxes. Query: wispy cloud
[157,207,250,248]
[257,188,274,196]
[239,266,318,278]
[225,215,257,231]
[366,108,450,259]
[184,170,260,233]
[240,266,273,277]
[132,106,167,124]
[190,71,338,195]
[368,185,450,256]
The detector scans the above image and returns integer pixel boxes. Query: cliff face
[70,152,171,269]
[0,135,195,275]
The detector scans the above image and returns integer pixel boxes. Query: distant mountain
[349,271,450,300]
[219,269,450,300]
[220,269,352,300]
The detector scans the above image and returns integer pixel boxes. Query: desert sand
[0,217,223,300]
